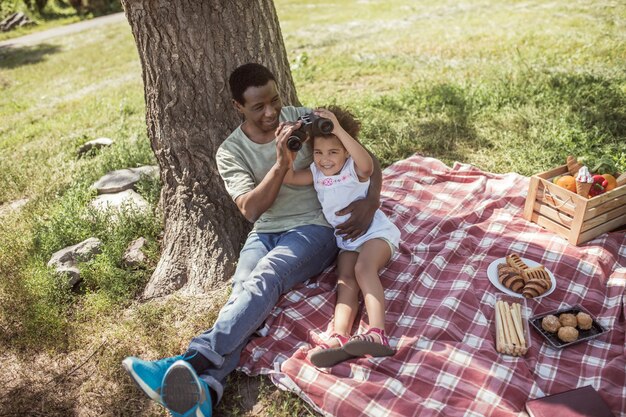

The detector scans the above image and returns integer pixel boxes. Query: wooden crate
[523,165,626,245]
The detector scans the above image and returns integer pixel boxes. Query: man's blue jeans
[187,224,337,402]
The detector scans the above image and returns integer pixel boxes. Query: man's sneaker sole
[122,357,164,405]
[162,360,210,417]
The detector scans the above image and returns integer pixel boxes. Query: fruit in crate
[602,174,618,191]
[555,175,576,193]
[589,175,608,197]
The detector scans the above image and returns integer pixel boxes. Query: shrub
[66,0,122,16]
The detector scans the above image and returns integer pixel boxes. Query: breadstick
[510,303,523,355]
[497,301,513,353]
[511,304,526,349]
[504,302,520,347]
[515,303,526,350]
[496,302,507,352]
[495,302,503,353]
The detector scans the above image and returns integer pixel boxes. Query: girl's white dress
[310,157,401,252]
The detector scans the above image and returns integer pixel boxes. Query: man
[122,63,382,417]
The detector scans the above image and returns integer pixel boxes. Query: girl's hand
[314,108,341,134]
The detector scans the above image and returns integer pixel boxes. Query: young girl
[281,106,401,367]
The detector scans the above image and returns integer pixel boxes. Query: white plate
[487,257,556,299]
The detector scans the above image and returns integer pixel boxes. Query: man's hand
[275,121,300,169]
[335,151,383,240]
[334,197,379,240]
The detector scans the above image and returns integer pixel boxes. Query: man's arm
[334,151,382,240]
[235,123,299,223]
[235,165,289,223]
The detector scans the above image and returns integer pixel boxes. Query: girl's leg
[332,250,360,339]
[341,239,394,357]
[309,251,360,367]
[353,239,391,333]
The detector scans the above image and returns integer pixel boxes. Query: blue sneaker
[122,355,182,405]
[162,360,213,417]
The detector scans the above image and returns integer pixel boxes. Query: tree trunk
[121,0,299,298]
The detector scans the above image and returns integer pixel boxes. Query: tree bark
[121,0,299,298]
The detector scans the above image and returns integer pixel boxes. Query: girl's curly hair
[319,105,361,139]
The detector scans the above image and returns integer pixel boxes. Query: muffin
[559,313,577,327]
[541,315,561,333]
[576,312,593,330]
[557,326,579,343]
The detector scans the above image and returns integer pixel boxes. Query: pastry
[522,278,551,298]
[576,312,593,330]
[496,253,555,299]
[498,267,525,293]
[522,266,551,285]
[575,166,593,197]
[559,313,577,327]
[557,326,579,343]
[506,253,528,270]
[566,155,583,176]
[541,315,561,333]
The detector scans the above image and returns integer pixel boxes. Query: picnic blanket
[238,154,626,417]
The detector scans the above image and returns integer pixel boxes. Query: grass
[0,0,625,415]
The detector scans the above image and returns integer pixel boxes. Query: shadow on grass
[547,72,626,141]
[0,384,75,417]
[363,70,626,171]
[0,43,60,69]
[363,82,489,167]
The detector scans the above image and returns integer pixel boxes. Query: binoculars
[287,113,334,151]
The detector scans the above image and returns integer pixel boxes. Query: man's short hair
[229,63,277,105]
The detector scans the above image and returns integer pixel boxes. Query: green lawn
[1,0,625,415]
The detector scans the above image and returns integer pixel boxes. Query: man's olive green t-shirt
[216,106,330,233]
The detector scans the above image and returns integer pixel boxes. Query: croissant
[522,278,551,298]
[498,264,525,293]
[506,253,528,270]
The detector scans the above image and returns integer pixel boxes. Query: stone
[90,189,150,214]
[57,264,82,288]
[47,237,102,289]
[91,165,159,194]
[0,12,34,32]
[0,198,29,217]
[77,137,113,156]
[48,237,102,267]
[123,237,147,268]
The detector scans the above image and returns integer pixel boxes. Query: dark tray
[529,305,608,349]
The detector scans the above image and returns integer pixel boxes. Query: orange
[555,175,576,193]
[602,174,617,191]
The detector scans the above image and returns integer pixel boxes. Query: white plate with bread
[487,254,556,299]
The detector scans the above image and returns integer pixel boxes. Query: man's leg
[122,232,268,407]
[183,224,338,404]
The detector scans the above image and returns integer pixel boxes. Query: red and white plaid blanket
[238,154,626,417]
